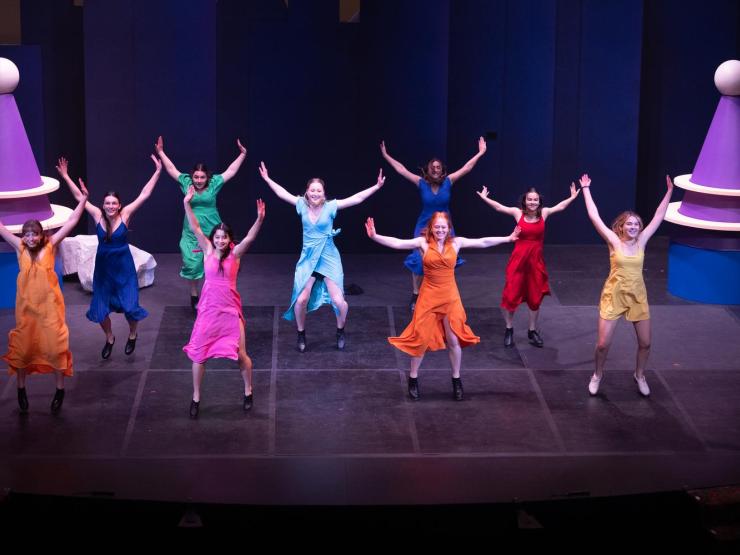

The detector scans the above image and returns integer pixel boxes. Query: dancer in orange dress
[366,212,518,400]
[476,182,580,348]
[0,184,89,414]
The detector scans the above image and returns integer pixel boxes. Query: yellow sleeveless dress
[599,248,649,322]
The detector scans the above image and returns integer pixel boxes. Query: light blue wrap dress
[284,197,343,321]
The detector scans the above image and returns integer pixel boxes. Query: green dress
[178,173,225,280]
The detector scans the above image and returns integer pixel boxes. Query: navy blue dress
[404,177,464,275]
[86,222,148,323]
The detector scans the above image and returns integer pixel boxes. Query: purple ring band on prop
[678,191,740,223]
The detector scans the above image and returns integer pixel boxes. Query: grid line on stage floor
[1,250,739,505]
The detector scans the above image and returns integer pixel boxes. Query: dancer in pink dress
[182,186,265,418]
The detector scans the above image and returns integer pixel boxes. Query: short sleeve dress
[178,173,225,280]
[283,198,344,321]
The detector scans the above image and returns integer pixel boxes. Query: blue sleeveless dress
[86,222,148,323]
[284,198,343,321]
[404,177,464,275]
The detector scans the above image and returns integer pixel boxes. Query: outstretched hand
[376,168,386,188]
[78,178,89,198]
[365,217,376,238]
[476,185,490,199]
[56,157,69,178]
[579,174,591,188]
[569,182,580,199]
[256,198,266,221]
[155,136,164,154]
[258,161,269,181]
[665,174,674,192]
[151,154,162,171]
[379,140,387,156]
[478,136,487,155]
[237,139,247,155]
[184,185,195,204]
[509,225,521,242]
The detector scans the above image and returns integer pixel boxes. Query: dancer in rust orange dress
[477,182,580,348]
[366,211,518,401]
[0,184,88,414]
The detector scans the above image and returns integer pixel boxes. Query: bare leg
[238,321,253,396]
[502,308,514,328]
[192,362,206,402]
[16,368,26,388]
[55,371,65,389]
[294,276,316,331]
[189,278,202,297]
[127,319,138,340]
[633,319,651,379]
[594,317,619,378]
[324,277,348,328]
[528,309,540,331]
[443,316,462,378]
[100,316,114,343]
[410,354,424,378]
[411,273,422,295]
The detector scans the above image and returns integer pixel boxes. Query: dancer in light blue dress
[259,162,385,352]
[380,137,487,311]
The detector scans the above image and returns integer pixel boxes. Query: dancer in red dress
[477,183,580,347]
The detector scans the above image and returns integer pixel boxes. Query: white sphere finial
[714,60,740,96]
[0,58,20,94]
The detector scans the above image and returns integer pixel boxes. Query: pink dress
[183,252,244,363]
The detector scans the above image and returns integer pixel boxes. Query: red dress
[501,217,550,312]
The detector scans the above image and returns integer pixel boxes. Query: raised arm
[380,141,421,185]
[0,218,21,251]
[336,169,385,210]
[580,174,620,246]
[154,136,183,180]
[55,157,100,219]
[258,162,298,206]
[454,226,520,249]
[121,155,162,220]
[50,182,89,246]
[183,186,212,254]
[220,139,248,183]
[365,217,426,250]
[476,185,521,219]
[233,199,266,258]
[448,136,486,183]
[542,182,581,219]
[638,175,674,247]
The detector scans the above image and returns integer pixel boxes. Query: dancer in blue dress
[258,162,385,352]
[56,155,161,359]
[380,137,487,310]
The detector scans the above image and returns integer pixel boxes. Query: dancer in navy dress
[57,155,162,359]
[380,137,487,310]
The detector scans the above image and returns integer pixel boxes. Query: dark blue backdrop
[15,0,740,252]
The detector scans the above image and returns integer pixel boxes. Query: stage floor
[1,239,739,506]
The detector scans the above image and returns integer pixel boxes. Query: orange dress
[1,243,73,376]
[389,241,479,356]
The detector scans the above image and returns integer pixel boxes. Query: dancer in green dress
[155,136,247,309]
